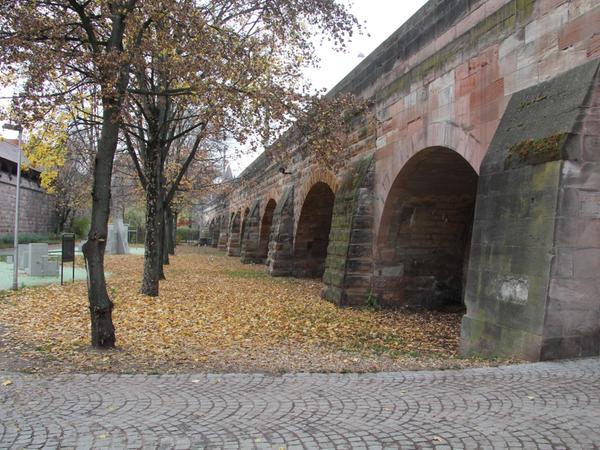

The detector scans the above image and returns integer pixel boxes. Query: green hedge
[176,227,200,243]
[0,232,61,247]
[70,217,90,239]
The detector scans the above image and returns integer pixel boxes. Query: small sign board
[62,233,75,262]
[61,233,76,285]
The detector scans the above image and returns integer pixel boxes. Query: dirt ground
[0,246,513,374]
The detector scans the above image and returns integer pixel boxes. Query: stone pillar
[461,60,600,361]
[227,212,242,257]
[322,156,375,307]
[211,221,220,248]
[217,221,229,251]
[267,187,294,276]
[241,201,261,264]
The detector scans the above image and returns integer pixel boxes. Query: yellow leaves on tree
[23,115,69,192]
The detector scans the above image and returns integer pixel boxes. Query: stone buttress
[322,156,376,307]
[241,201,262,264]
[461,59,600,361]
[267,187,295,276]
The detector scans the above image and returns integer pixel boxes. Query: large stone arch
[373,146,478,309]
[374,121,484,241]
[294,167,338,234]
[293,181,336,278]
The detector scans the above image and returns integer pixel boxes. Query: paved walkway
[1,358,599,449]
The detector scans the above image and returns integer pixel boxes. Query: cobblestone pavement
[1,358,599,449]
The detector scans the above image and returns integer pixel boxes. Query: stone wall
[205,0,600,361]
[460,59,600,361]
[0,173,57,235]
[266,187,295,277]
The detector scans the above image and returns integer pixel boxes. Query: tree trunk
[141,148,164,296]
[62,209,70,233]
[162,207,170,266]
[171,211,177,253]
[165,207,175,255]
[158,212,166,280]
[82,105,120,348]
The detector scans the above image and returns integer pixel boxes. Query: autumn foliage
[0,248,474,374]
[0,0,368,348]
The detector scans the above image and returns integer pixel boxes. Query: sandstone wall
[205,0,600,361]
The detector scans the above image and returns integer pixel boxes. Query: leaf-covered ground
[0,246,509,374]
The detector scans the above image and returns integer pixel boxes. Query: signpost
[61,233,75,285]
[3,122,23,290]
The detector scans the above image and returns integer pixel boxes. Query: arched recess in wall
[259,199,277,263]
[230,212,240,232]
[295,167,338,220]
[293,182,335,278]
[374,147,478,310]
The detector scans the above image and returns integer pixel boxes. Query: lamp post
[3,123,23,290]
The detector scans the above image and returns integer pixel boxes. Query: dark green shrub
[0,232,60,247]
[70,217,90,239]
[175,227,199,243]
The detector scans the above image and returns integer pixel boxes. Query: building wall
[0,171,57,235]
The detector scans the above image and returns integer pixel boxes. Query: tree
[25,112,96,233]
[118,1,364,296]
[123,105,224,293]
[1,0,363,347]
[1,0,160,347]
[162,135,223,256]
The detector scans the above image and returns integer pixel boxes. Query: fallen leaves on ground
[0,246,509,374]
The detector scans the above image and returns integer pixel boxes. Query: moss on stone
[518,93,548,111]
[516,0,535,21]
[504,133,568,169]
[323,156,375,304]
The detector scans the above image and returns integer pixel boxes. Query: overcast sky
[306,0,428,92]
[230,0,429,174]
